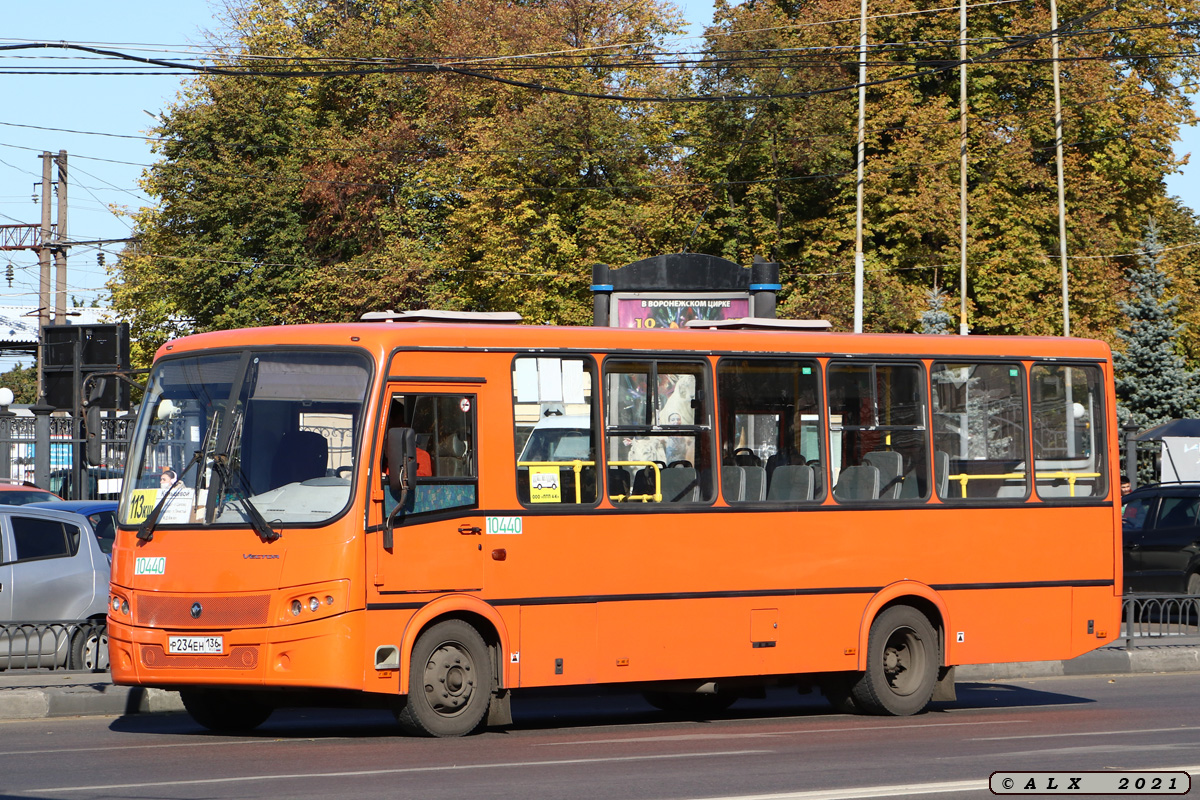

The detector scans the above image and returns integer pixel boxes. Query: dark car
[1122,483,1200,594]
[24,500,118,557]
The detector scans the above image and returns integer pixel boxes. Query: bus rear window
[1031,363,1107,500]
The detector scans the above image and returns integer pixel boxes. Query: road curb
[0,683,183,721]
[957,645,1200,681]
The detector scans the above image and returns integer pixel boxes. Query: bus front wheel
[180,688,273,733]
[396,619,493,737]
[851,605,938,716]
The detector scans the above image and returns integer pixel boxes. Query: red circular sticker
[460,397,471,413]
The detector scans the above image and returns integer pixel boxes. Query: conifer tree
[1113,220,1199,432]
[920,287,953,335]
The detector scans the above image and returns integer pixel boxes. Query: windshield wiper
[136,450,201,542]
[210,455,280,543]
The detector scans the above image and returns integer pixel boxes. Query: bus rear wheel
[396,619,493,737]
[851,605,938,716]
[180,688,273,733]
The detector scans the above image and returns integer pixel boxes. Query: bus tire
[180,689,273,733]
[851,605,938,716]
[396,619,493,737]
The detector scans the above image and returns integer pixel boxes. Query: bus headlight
[279,580,349,625]
[109,593,129,616]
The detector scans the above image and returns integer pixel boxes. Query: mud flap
[486,689,512,727]
[932,665,956,702]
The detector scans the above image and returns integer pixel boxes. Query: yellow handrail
[947,471,1102,498]
[605,460,662,503]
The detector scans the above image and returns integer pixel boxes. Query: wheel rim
[882,626,926,697]
[422,640,476,717]
[84,634,109,671]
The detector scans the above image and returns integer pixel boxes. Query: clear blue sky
[1,0,1195,315]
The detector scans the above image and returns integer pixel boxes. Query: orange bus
[107,313,1121,736]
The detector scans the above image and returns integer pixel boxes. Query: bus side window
[932,362,1029,501]
[604,359,714,505]
[716,358,823,504]
[1030,364,1107,500]
[827,362,929,503]
[383,393,478,515]
[512,357,599,507]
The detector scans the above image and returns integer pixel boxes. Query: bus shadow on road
[105,682,1094,739]
[936,681,1095,712]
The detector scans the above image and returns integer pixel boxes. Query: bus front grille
[135,594,271,628]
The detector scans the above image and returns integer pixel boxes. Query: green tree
[0,363,38,405]
[111,0,1200,356]
[292,0,696,325]
[1113,220,1199,432]
[919,287,953,334]
[685,0,1200,335]
[110,0,328,364]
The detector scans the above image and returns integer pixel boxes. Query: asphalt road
[2,673,1199,800]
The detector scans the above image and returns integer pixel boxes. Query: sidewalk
[2,643,1198,722]
[0,671,183,721]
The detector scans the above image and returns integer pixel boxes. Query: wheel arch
[397,595,510,695]
[855,581,949,671]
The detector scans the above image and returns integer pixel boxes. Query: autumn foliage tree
[683,0,1200,334]
[110,0,1200,364]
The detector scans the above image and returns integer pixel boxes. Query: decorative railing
[0,619,108,672]
[1121,595,1200,650]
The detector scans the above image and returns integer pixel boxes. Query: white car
[519,414,592,463]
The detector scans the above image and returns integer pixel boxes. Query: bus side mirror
[83,378,107,466]
[386,427,417,495]
[84,403,102,466]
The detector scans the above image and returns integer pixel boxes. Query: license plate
[168,635,223,655]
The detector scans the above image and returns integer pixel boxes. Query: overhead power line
[1,14,1198,103]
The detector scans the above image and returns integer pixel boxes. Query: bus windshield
[119,349,372,529]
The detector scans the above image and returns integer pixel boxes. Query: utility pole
[853,0,867,334]
[37,152,53,402]
[958,0,969,336]
[54,150,68,324]
[1050,0,1070,337]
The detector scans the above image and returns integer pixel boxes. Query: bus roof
[156,321,1112,362]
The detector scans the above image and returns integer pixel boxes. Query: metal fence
[0,412,133,499]
[1122,594,1200,649]
[0,619,108,672]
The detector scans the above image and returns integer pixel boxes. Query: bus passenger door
[374,387,484,593]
